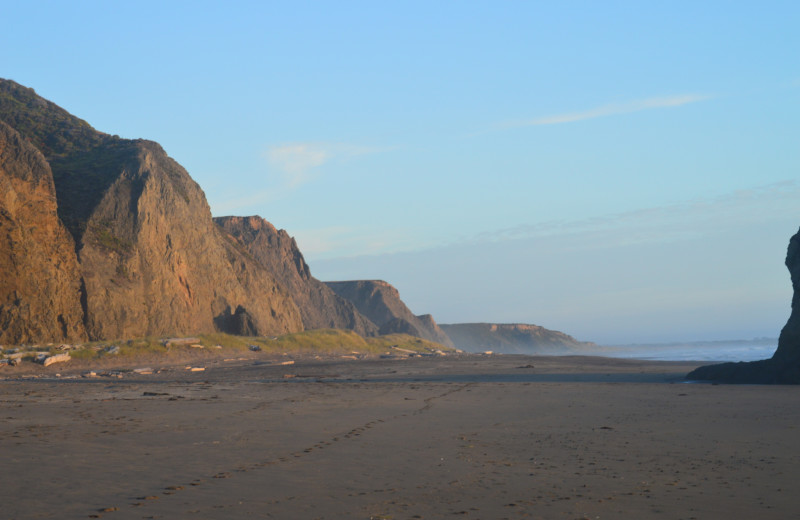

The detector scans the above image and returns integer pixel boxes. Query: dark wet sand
[2,354,799,519]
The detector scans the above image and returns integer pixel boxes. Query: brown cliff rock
[75,142,303,339]
[688,227,800,383]
[0,79,303,340]
[0,120,86,344]
[325,280,454,347]
[214,216,378,336]
[439,322,593,354]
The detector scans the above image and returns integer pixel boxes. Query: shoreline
[3,355,797,519]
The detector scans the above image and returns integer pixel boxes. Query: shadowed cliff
[326,280,454,347]
[214,216,378,336]
[687,227,800,383]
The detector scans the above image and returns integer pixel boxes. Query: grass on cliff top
[8,329,452,363]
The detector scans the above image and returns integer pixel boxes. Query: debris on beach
[133,368,154,375]
[163,337,201,347]
[42,353,71,367]
[249,344,262,352]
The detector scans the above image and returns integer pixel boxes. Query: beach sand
[2,354,799,519]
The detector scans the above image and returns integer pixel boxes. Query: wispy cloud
[468,180,800,249]
[266,143,330,188]
[265,142,392,188]
[503,94,711,129]
[213,142,393,214]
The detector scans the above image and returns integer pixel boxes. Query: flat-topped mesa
[0,78,303,340]
[439,322,594,354]
[325,280,454,347]
[214,216,378,336]
[688,227,800,383]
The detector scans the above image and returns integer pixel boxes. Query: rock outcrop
[214,216,378,336]
[0,120,86,344]
[439,322,594,354]
[325,280,454,347]
[0,78,303,340]
[688,227,800,383]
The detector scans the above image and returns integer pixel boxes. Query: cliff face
[440,322,592,354]
[75,142,303,339]
[214,216,378,336]
[325,280,453,347]
[0,120,86,344]
[0,79,303,340]
[688,227,800,383]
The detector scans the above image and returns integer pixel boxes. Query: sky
[2,1,799,344]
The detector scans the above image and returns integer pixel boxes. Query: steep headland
[440,322,594,354]
[326,280,454,347]
[688,226,800,383]
[0,79,458,346]
[0,79,305,341]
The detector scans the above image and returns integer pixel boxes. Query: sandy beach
[2,354,799,520]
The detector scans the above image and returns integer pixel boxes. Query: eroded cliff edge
[688,227,800,383]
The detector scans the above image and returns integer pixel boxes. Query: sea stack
[687,226,800,383]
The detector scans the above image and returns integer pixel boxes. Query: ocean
[599,339,778,362]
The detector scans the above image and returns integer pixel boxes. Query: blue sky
[3,1,799,343]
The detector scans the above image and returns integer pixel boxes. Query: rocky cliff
[688,227,800,383]
[325,280,453,347]
[439,322,594,354]
[0,120,86,344]
[214,216,378,336]
[0,79,303,340]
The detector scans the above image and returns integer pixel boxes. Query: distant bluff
[688,227,800,383]
[326,280,454,347]
[439,322,594,354]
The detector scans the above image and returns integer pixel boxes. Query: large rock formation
[440,322,593,354]
[325,280,453,347]
[0,120,86,344]
[0,79,303,340]
[688,227,800,383]
[214,216,378,336]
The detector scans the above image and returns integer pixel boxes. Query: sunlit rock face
[0,78,303,341]
[0,120,86,344]
[688,227,800,384]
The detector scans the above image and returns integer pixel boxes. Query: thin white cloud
[265,142,392,188]
[213,141,393,214]
[470,180,800,249]
[506,94,711,128]
[266,143,330,188]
